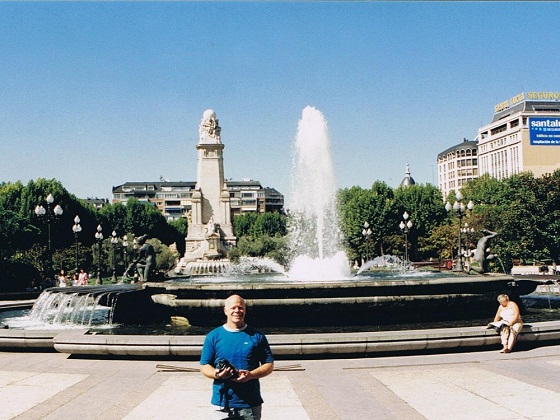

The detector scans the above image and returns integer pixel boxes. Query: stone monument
[175,109,236,275]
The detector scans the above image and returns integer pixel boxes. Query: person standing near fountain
[200,294,274,419]
[57,269,68,287]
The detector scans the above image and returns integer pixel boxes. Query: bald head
[224,294,246,329]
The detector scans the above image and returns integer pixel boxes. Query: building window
[491,124,507,136]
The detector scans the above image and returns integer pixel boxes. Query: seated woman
[494,294,523,353]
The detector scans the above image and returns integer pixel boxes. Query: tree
[100,198,185,251]
[233,213,259,237]
[393,184,448,260]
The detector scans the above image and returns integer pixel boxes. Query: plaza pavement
[1,343,560,420]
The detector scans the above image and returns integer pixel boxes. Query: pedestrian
[200,294,274,419]
[57,269,68,287]
[78,268,89,286]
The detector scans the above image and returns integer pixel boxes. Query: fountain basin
[109,274,544,327]
[1,321,559,358]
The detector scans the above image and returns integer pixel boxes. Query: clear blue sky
[2,2,559,205]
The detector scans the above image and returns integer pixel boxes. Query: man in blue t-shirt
[200,294,274,420]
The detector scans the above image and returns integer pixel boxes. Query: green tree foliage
[231,234,288,266]
[233,212,287,238]
[0,179,186,288]
[339,182,395,261]
[232,212,288,265]
[233,213,259,237]
[100,198,185,253]
[462,172,545,265]
[393,184,448,260]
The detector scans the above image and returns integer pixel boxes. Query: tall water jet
[288,106,350,279]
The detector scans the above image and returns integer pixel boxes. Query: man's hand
[216,366,236,380]
[232,370,252,382]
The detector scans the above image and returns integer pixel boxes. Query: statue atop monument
[199,109,221,144]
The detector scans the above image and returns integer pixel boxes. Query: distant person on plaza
[57,270,68,287]
[200,294,274,419]
[78,268,89,286]
[493,294,523,353]
[71,273,79,286]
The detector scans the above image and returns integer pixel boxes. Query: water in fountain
[357,255,413,275]
[229,257,287,276]
[2,285,137,330]
[287,106,350,280]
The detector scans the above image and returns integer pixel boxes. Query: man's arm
[200,363,219,380]
[251,361,274,379]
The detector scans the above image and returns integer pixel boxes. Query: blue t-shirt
[200,324,274,408]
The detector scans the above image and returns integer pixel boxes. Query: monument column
[182,109,236,265]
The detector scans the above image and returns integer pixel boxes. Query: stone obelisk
[177,109,236,273]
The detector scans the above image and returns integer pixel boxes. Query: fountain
[112,106,542,328]
[3,107,546,332]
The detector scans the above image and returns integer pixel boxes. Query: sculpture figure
[206,216,216,236]
[124,234,157,282]
[469,229,498,274]
[199,109,221,143]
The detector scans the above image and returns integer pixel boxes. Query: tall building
[477,92,560,180]
[437,91,560,199]
[437,139,479,199]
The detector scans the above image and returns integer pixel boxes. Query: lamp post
[362,221,372,263]
[461,222,475,252]
[445,191,474,272]
[460,222,475,270]
[72,215,82,274]
[34,193,63,273]
[95,225,103,284]
[399,211,413,264]
[111,230,119,282]
[122,235,129,271]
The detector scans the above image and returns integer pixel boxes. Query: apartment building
[437,139,479,199]
[112,180,284,220]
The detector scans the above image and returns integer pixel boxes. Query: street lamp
[95,224,104,284]
[445,191,474,272]
[362,221,372,263]
[111,230,119,282]
[461,222,475,250]
[399,211,413,264]
[122,235,129,271]
[34,193,63,273]
[72,215,82,274]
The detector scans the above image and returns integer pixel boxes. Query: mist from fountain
[287,106,350,280]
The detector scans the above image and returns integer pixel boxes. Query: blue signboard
[529,117,560,145]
